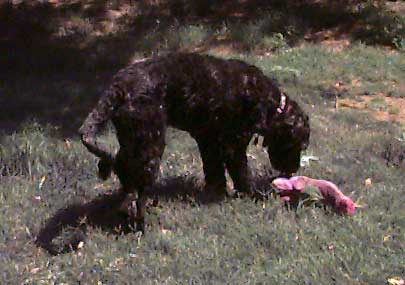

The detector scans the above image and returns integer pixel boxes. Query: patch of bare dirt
[187,36,247,56]
[303,25,354,52]
[337,93,405,125]
[320,38,351,52]
[386,1,405,13]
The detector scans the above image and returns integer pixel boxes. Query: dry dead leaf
[30,267,40,274]
[93,183,107,190]
[38,176,46,189]
[351,78,362,87]
[335,81,344,87]
[64,139,72,149]
[387,277,404,285]
[354,202,366,208]
[161,228,173,236]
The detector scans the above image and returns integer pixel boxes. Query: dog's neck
[255,92,289,133]
[276,93,287,114]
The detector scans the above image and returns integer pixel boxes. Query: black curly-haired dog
[79,53,310,232]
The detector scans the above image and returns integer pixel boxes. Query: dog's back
[111,53,280,135]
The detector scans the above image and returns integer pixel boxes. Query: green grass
[1,44,405,284]
[247,44,405,103]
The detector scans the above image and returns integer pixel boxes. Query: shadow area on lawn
[35,174,279,255]
[1,1,402,136]
[35,176,236,255]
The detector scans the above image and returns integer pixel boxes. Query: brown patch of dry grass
[337,94,405,125]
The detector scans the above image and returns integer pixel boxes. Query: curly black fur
[79,53,310,232]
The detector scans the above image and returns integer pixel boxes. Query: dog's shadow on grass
[35,176,218,255]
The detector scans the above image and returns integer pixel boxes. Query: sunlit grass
[1,43,404,284]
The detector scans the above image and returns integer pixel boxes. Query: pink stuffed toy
[272,176,357,216]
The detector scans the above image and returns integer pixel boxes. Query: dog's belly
[167,109,220,135]
[167,107,250,142]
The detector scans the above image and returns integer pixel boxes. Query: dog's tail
[79,87,123,163]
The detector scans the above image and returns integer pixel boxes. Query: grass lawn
[1,44,404,284]
[0,1,404,284]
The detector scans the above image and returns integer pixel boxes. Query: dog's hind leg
[113,108,166,233]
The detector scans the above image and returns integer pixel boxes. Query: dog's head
[264,97,310,176]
